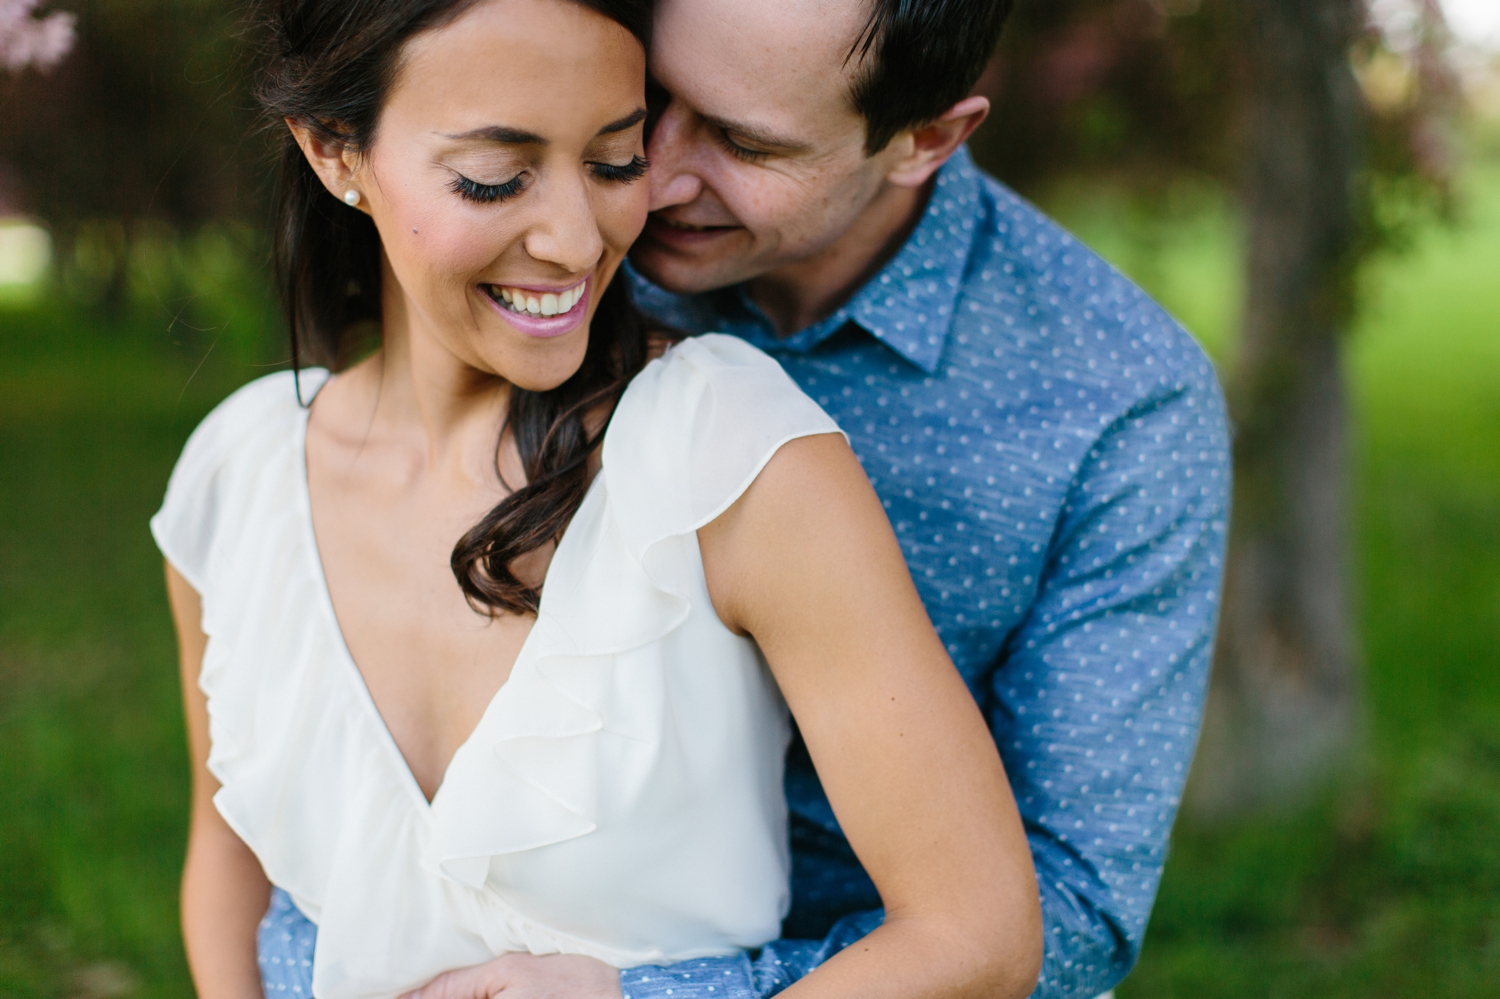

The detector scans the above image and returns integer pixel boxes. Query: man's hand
[400,953,621,999]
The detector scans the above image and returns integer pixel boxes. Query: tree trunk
[1188,0,1368,817]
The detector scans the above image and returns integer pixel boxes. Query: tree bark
[1188,0,1368,817]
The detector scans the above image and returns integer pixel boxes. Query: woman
[155,0,1042,997]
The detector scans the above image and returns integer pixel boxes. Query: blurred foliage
[970,0,1462,262]
[52,220,282,365]
[975,0,1239,187]
[0,0,259,227]
[0,0,262,316]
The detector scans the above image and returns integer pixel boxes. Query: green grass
[0,163,1496,997]
[0,291,274,997]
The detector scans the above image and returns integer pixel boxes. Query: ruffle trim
[150,368,328,601]
[423,492,691,886]
[424,335,842,888]
[457,883,673,967]
[188,338,834,965]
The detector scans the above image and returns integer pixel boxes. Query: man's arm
[619,911,882,999]
[621,358,1228,999]
[991,364,1229,996]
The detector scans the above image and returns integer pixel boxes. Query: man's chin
[629,235,752,297]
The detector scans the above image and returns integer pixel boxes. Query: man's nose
[646,101,705,212]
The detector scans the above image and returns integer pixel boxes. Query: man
[618,1,1231,997]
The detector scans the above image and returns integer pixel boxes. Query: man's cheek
[742,167,838,245]
[703,190,777,257]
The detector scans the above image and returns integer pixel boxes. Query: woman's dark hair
[254,0,657,615]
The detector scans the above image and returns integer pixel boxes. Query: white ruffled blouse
[151,334,842,999]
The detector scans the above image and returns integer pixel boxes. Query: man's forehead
[653,0,868,133]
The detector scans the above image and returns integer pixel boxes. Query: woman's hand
[400,953,620,999]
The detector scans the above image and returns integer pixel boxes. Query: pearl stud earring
[343,189,360,207]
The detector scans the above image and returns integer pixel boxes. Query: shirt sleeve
[619,911,884,999]
[148,369,324,598]
[148,399,234,596]
[993,368,1230,997]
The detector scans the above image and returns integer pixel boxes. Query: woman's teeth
[492,282,584,317]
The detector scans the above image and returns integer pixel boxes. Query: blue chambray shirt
[255,147,1228,999]
[619,146,1230,999]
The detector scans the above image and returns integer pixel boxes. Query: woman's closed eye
[588,154,648,183]
[450,156,647,205]
[451,173,525,204]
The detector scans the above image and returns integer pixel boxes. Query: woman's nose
[522,170,606,276]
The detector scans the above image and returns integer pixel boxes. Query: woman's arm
[698,433,1043,999]
[166,563,271,999]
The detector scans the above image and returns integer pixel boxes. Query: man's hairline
[650,0,876,159]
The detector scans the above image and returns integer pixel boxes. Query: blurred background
[0,0,1496,996]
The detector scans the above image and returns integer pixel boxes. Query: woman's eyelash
[590,155,649,183]
[452,155,645,203]
[451,173,525,204]
[715,130,769,164]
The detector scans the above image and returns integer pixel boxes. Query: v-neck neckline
[294,388,595,815]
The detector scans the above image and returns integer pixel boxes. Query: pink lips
[482,278,591,339]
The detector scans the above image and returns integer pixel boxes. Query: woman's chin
[477,331,590,393]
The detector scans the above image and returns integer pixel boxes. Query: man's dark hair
[847,0,1014,154]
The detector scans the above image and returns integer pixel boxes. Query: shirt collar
[731,145,984,374]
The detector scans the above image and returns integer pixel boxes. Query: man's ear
[286,118,367,211]
[883,96,990,189]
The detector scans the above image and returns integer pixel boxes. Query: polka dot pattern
[257,888,316,996]
[627,146,1230,999]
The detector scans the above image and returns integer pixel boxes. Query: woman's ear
[882,96,991,190]
[287,118,367,212]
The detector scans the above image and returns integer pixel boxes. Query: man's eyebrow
[701,114,810,153]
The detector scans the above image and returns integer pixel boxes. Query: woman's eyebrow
[597,108,647,135]
[438,109,645,146]
[440,125,547,145]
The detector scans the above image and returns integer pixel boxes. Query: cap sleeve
[149,369,327,596]
[602,334,843,560]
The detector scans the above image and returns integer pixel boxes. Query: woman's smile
[481,276,592,338]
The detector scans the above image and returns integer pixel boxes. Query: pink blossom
[1,0,75,73]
